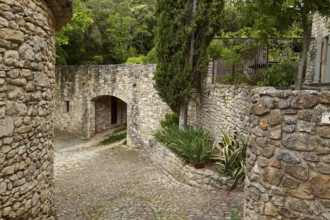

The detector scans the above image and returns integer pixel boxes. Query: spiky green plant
[212,132,246,190]
[154,126,212,165]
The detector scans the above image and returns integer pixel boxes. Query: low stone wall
[144,140,237,190]
[245,87,330,220]
[190,84,252,141]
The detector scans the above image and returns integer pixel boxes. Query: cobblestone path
[54,132,244,220]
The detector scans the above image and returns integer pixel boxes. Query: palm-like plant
[154,126,213,165]
[212,132,247,190]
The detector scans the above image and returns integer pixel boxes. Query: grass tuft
[99,132,127,146]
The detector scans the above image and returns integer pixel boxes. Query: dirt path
[53,131,244,220]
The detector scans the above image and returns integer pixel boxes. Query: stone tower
[0,0,71,219]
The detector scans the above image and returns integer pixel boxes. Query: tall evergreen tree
[154,0,224,128]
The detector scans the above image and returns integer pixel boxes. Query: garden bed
[144,139,243,190]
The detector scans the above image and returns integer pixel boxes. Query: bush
[154,126,213,165]
[257,62,296,88]
[212,132,246,189]
[126,55,145,64]
[160,113,179,129]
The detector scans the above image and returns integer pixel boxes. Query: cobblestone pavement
[54,132,244,220]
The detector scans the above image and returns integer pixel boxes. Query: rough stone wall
[144,140,239,190]
[55,65,171,147]
[0,0,71,219]
[245,87,330,220]
[94,96,112,133]
[189,84,252,141]
[306,14,330,83]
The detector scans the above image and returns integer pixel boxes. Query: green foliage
[98,132,127,145]
[143,47,157,64]
[217,74,249,85]
[55,0,93,64]
[231,209,241,220]
[56,0,157,65]
[154,0,225,111]
[257,62,296,88]
[212,132,246,190]
[154,126,213,165]
[159,113,179,129]
[126,55,145,64]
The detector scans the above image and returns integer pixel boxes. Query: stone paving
[54,131,244,220]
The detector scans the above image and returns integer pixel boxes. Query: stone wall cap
[45,0,72,30]
[252,87,323,97]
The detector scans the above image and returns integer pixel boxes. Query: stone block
[0,117,14,137]
[317,162,330,174]
[297,120,315,134]
[287,197,309,213]
[252,98,271,116]
[264,202,278,216]
[269,126,282,140]
[304,175,330,199]
[317,126,330,139]
[269,109,283,126]
[291,94,319,109]
[263,167,285,186]
[285,164,309,181]
[276,148,300,164]
[282,133,316,151]
[0,28,24,44]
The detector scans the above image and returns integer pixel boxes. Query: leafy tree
[56,0,156,64]
[55,0,93,64]
[245,0,330,89]
[154,0,225,128]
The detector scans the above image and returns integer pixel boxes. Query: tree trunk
[179,103,188,129]
[294,13,311,90]
[179,0,197,130]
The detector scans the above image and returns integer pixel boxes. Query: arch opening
[92,95,127,134]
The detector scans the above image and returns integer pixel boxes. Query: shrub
[154,126,213,165]
[257,62,296,88]
[212,132,246,190]
[159,113,179,129]
[125,55,145,64]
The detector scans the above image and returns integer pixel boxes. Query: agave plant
[212,132,247,190]
[154,125,213,165]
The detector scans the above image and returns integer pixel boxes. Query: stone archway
[91,95,127,134]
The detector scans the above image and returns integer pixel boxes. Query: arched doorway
[92,95,127,133]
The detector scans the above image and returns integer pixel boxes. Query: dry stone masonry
[0,0,71,219]
[189,84,252,141]
[245,87,330,220]
[55,65,171,147]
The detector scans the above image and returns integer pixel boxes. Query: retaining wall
[245,88,330,220]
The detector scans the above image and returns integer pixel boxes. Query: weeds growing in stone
[99,132,127,145]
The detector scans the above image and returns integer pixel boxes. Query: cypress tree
[154,0,224,128]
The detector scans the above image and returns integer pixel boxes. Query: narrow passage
[54,131,244,220]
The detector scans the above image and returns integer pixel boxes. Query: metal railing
[210,37,304,85]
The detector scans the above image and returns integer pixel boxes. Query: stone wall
[0,0,71,219]
[144,140,238,190]
[189,84,252,141]
[245,87,330,220]
[306,14,330,84]
[55,65,171,147]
